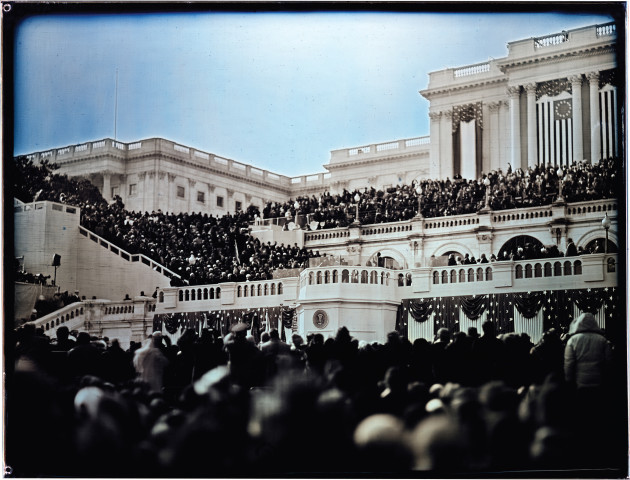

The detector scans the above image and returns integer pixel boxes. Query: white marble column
[102,172,111,201]
[588,71,601,164]
[442,110,454,180]
[428,111,441,179]
[569,75,584,163]
[525,83,538,168]
[507,86,522,171]
[488,102,501,171]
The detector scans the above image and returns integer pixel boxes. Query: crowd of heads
[8,314,625,476]
[261,157,620,229]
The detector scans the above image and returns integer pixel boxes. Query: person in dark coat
[565,238,578,257]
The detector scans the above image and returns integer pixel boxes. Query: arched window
[485,267,492,281]
[271,284,276,295]
[467,269,475,282]
[244,286,248,297]
[278,283,283,294]
[179,290,184,302]
[317,271,323,284]
[237,285,242,297]
[325,271,331,284]
[342,270,350,283]
[450,270,457,283]
[477,268,483,281]
[441,271,448,284]
[204,288,208,300]
[433,271,439,284]
[574,260,582,275]
[250,285,255,296]
[191,289,196,301]
[257,284,262,296]
[197,288,202,300]
[351,270,359,283]
[534,263,542,277]
[333,270,339,283]
[210,288,215,299]
[459,269,466,283]
[185,290,190,301]
[554,262,562,276]
[309,272,314,285]
[264,284,269,295]
[525,264,533,278]
[216,288,221,299]
[544,263,552,277]
[406,273,412,286]
[361,271,369,284]
[563,261,572,275]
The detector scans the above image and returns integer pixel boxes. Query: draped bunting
[513,292,544,319]
[460,295,487,320]
[400,287,620,344]
[536,78,571,100]
[153,306,283,339]
[408,299,434,323]
[573,289,604,314]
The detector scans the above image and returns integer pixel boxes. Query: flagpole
[114,68,118,140]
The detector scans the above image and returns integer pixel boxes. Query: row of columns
[511,71,602,169]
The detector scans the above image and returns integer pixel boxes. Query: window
[235,201,242,211]
[217,196,224,208]
[129,184,137,196]
[197,191,205,203]
[177,186,185,198]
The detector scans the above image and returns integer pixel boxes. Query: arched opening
[485,267,492,281]
[433,271,439,284]
[317,271,323,284]
[264,284,268,295]
[441,271,448,284]
[574,260,582,275]
[237,286,242,297]
[563,261,572,275]
[459,269,465,283]
[450,270,457,283]
[584,238,618,254]
[525,264,533,278]
[554,262,562,276]
[216,288,221,299]
[278,283,283,294]
[477,268,483,281]
[309,272,314,285]
[467,268,475,282]
[342,270,350,283]
[333,270,339,283]
[498,235,545,259]
[544,263,552,277]
[325,271,331,284]
[534,264,542,277]
[361,271,369,284]
[371,271,378,284]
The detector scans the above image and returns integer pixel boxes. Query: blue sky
[13,10,614,176]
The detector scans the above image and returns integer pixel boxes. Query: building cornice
[324,151,430,172]
[420,77,507,100]
[497,43,616,73]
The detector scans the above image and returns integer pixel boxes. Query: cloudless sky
[13,9,614,176]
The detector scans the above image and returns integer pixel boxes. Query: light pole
[602,213,611,254]
[354,193,361,224]
[415,185,423,218]
[556,167,564,203]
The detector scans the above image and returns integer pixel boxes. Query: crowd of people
[261,157,620,228]
[7,312,625,476]
[14,156,619,287]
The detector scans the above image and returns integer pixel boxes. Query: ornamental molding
[487,101,502,112]
[137,171,147,181]
[188,178,196,188]
[442,110,454,119]
[167,173,177,183]
[207,184,215,192]
[497,44,616,73]
[568,74,583,86]
[507,86,521,97]
[158,172,166,180]
[524,83,537,95]
[420,77,507,99]
[428,111,442,121]
[587,71,600,83]
[148,171,155,179]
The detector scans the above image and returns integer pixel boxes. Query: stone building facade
[21,22,619,218]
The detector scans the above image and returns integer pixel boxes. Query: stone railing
[534,31,569,48]
[79,226,181,279]
[453,61,491,77]
[303,198,617,246]
[27,302,86,334]
[329,136,430,163]
[22,138,294,190]
[596,22,616,37]
[300,266,412,288]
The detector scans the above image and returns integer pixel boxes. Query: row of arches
[43,307,84,331]
[178,287,222,302]
[308,269,398,286]
[493,210,551,222]
[236,283,283,298]
[426,217,480,229]
[567,203,616,215]
[433,267,493,285]
[105,305,135,315]
[363,225,412,235]
[515,260,582,278]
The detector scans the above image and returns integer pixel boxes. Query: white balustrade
[454,62,490,78]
